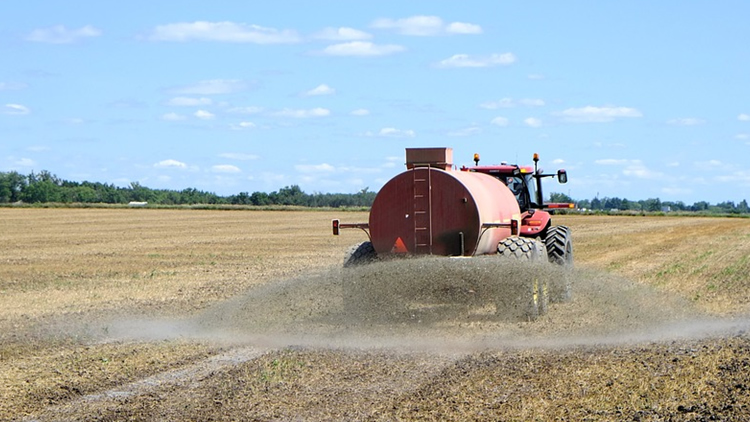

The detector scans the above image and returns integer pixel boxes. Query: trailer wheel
[343,241,377,268]
[342,241,383,318]
[544,226,573,303]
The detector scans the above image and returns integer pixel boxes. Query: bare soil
[2,209,750,421]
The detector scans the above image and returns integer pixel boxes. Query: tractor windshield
[524,174,540,208]
[504,174,540,211]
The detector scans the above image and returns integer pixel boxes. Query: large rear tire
[544,226,573,303]
[497,236,547,261]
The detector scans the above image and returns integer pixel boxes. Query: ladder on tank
[412,167,433,254]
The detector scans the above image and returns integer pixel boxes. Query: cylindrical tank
[369,167,521,257]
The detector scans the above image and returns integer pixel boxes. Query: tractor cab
[461,153,571,236]
[466,164,539,212]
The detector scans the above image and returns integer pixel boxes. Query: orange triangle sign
[391,237,408,254]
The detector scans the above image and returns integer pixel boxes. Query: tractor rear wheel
[544,226,573,303]
[496,236,547,261]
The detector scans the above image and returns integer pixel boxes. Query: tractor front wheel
[544,226,573,303]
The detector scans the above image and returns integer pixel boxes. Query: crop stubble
[2,209,750,420]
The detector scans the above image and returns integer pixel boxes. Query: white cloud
[26,145,49,152]
[491,116,509,126]
[556,106,643,122]
[273,108,330,118]
[481,98,544,109]
[166,97,213,106]
[371,15,481,36]
[26,25,101,44]
[147,21,300,44]
[14,158,35,167]
[694,159,725,170]
[314,27,371,41]
[667,118,705,126]
[552,159,565,165]
[735,133,749,140]
[2,104,30,115]
[372,15,443,36]
[446,22,482,34]
[161,112,186,121]
[218,153,258,161]
[437,53,516,68]
[320,41,405,57]
[171,79,248,95]
[739,113,750,121]
[524,117,542,128]
[596,158,663,179]
[519,98,545,107]
[230,121,256,130]
[227,106,263,115]
[350,108,370,116]
[0,82,27,91]
[211,164,241,173]
[194,110,215,120]
[595,159,630,165]
[383,156,401,168]
[625,164,654,179]
[715,169,750,185]
[304,84,335,96]
[154,159,187,169]
[480,98,514,109]
[661,187,693,196]
[365,127,416,138]
[295,163,336,173]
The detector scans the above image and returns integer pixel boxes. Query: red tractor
[333,147,573,320]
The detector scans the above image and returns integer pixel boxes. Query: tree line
[1,170,748,214]
[549,193,749,215]
[0,170,376,208]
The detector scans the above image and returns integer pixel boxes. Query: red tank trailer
[332,147,574,320]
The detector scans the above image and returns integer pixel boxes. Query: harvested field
[2,209,750,420]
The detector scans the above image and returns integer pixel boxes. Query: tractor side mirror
[557,169,568,184]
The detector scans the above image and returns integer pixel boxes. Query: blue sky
[1,1,749,204]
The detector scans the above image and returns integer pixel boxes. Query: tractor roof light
[533,153,539,163]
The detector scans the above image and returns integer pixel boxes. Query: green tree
[549,192,574,204]
[22,180,61,203]
[0,171,27,202]
[250,191,271,206]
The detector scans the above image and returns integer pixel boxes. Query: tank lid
[405,147,453,170]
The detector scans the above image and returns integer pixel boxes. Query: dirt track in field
[3,209,750,421]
